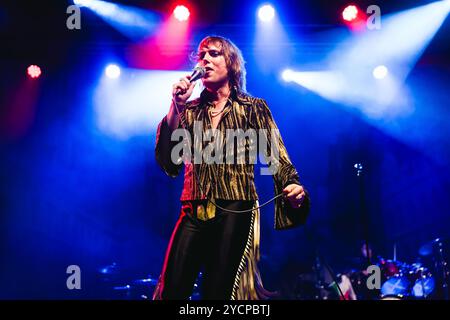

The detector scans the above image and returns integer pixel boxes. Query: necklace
[209,100,227,117]
[209,108,225,117]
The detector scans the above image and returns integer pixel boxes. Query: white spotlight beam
[94,69,202,139]
[75,0,160,40]
[286,1,450,118]
[332,0,450,81]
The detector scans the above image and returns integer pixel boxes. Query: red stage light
[341,4,367,32]
[27,65,42,79]
[173,5,190,22]
[342,5,359,22]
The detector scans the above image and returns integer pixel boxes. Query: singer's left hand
[283,184,306,209]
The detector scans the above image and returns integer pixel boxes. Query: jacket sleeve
[251,98,311,230]
[155,115,183,178]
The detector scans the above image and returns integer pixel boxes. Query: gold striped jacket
[155,89,310,230]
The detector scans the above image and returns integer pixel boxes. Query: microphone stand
[436,238,449,300]
[354,163,372,267]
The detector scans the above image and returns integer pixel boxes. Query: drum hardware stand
[419,268,428,299]
[313,255,326,300]
[304,227,346,300]
[393,243,397,261]
[436,238,449,300]
[354,163,372,267]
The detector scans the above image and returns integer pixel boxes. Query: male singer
[153,35,310,300]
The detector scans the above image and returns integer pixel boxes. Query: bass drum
[380,275,410,299]
[380,294,403,300]
[409,265,435,299]
[411,276,435,298]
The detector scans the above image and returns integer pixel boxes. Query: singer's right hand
[172,75,196,105]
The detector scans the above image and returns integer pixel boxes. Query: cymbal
[419,237,445,256]
[98,262,119,275]
[113,285,131,291]
[132,278,158,286]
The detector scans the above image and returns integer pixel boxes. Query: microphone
[175,65,206,96]
[189,65,206,82]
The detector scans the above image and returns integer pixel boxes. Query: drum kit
[98,238,448,300]
[358,237,449,300]
[97,263,202,300]
[295,237,449,300]
[111,277,159,300]
[378,260,435,299]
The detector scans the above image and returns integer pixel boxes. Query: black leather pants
[156,199,254,300]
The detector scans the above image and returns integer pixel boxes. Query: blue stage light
[258,4,275,22]
[105,64,121,79]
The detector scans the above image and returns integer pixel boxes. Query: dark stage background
[1,0,449,299]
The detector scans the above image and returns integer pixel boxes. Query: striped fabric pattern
[155,89,310,230]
